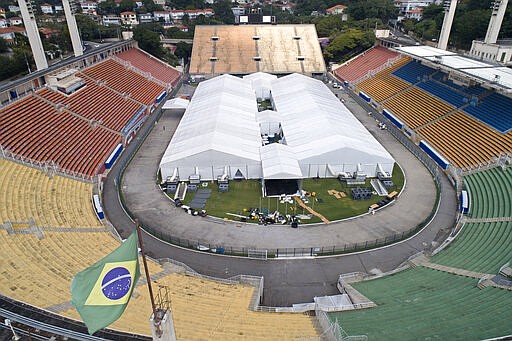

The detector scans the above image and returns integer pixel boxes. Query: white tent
[159,72,395,182]
[159,74,262,181]
[271,74,395,176]
[162,97,189,111]
[261,143,302,179]
[243,72,277,100]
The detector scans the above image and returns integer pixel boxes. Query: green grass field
[176,163,405,224]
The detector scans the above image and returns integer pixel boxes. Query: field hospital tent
[271,74,395,177]
[159,72,395,182]
[159,74,262,181]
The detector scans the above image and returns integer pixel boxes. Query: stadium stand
[116,48,181,87]
[0,160,102,227]
[431,72,487,97]
[416,80,467,108]
[334,46,400,83]
[329,267,512,340]
[417,112,512,169]
[464,92,512,133]
[464,167,512,219]
[392,60,436,84]
[357,57,411,102]
[431,222,512,274]
[62,273,318,339]
[0,94,121,177]
[382,87,454,129]
[37,79,144,133]
[80,59,165,106]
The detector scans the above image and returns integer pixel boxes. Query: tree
[348,0,397,22]
[315,15,344,37]
[323,28,375,63]
[133,25,164,59]
[118,0,134,13]
[174,41,192,63]
[212,0,234,24]
[98,0,118,15]
[142,0,162,13]
[0,37,8,53]
[452,9,490,49]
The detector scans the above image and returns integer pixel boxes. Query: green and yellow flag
[71,230,141,334]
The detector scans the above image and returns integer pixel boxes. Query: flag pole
[135,219,160,326]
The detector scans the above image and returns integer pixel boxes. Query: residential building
[81,2,98,14]
[102,15,121,26]
[326,4,347,15]
[0,26,26,41]
[41,3,54,14]
[9,17,23,25]
[153,10,170,22]
[138,12,153,23]
[395,0,442,21]
[120,11,138,26]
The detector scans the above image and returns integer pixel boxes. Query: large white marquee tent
[159,73,395,183]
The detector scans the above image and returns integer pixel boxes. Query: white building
[159,73,395,185]
[80,2,97,14]
[102,15,120,26]
[0,18,6,28]
[395,0,442,21]
[153,11,170,22]
[40,3,54,14]
[138,13,153,23]
[9,17,23,25]
[120,11,138,26]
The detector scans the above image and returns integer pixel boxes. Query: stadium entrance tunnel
[264,179,301,196]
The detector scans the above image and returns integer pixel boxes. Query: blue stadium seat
[464,93,512,133]
[417,80,466,108]
[431,72,487,97]
[392,61,436,84]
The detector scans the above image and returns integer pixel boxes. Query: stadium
[0,0,511,340]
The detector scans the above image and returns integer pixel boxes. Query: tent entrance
[264,179,300,197]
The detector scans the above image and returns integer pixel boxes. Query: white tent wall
[243,72,277,100]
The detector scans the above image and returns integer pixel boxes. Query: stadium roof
[395,45,512,93]
[189,25,326,77]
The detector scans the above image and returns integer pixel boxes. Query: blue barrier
[105,143,123,169]
[382,109,404,129]
[156,90,166,103]
[419,140,449,169]
[93,194,104,219]
[359,91,371,102]
[122,107,146,135]
[460,190,469,214]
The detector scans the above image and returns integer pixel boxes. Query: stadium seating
[80,59,165,106]
[0,94,121,176]
[37,80,143,133]
[432,222,512,274]
[382,87,454,129]
[116,48,181,86]
[0,160,102,227]
[416,80,467,108]
[464,92,512,133]
[334,46,400,83]
[392,60,436,84]
[329,267,512,340]
[417,112,512,169]
[357,57,411,102]
[63,273,318,339]
[465,167,512,218]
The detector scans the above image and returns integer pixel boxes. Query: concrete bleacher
[0,94,121,177]
[392,60,436,84]
[382,87,454,129]
[334,46,399,83]
[432,222,512,274]
[37,81,143,133]
[329,267,512,340]
[464,92,512,133]
[63,272,318,339]
[80,58,165,106]
[116,48,181,87]
[0,160,102,227]
[417,112,512,169]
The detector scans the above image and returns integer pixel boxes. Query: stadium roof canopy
[189,25,326,77]
[159,73,395,182]
[395,45,512,93]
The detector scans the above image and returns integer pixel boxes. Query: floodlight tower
[17,0,48,70]
[484,0,509,44]
[437,0,458,50]
[62,0,83,57]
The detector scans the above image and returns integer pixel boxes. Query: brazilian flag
[71,230,141,334]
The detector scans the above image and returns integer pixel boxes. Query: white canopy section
[256,110,281,136]
[271,74,395,176]
[159,74,262,181]
[243,72,277,100]
[261,143,302,179]
[162,97,189,110]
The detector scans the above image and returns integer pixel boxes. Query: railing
[351,55,402,85]
[0,145,95,183]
